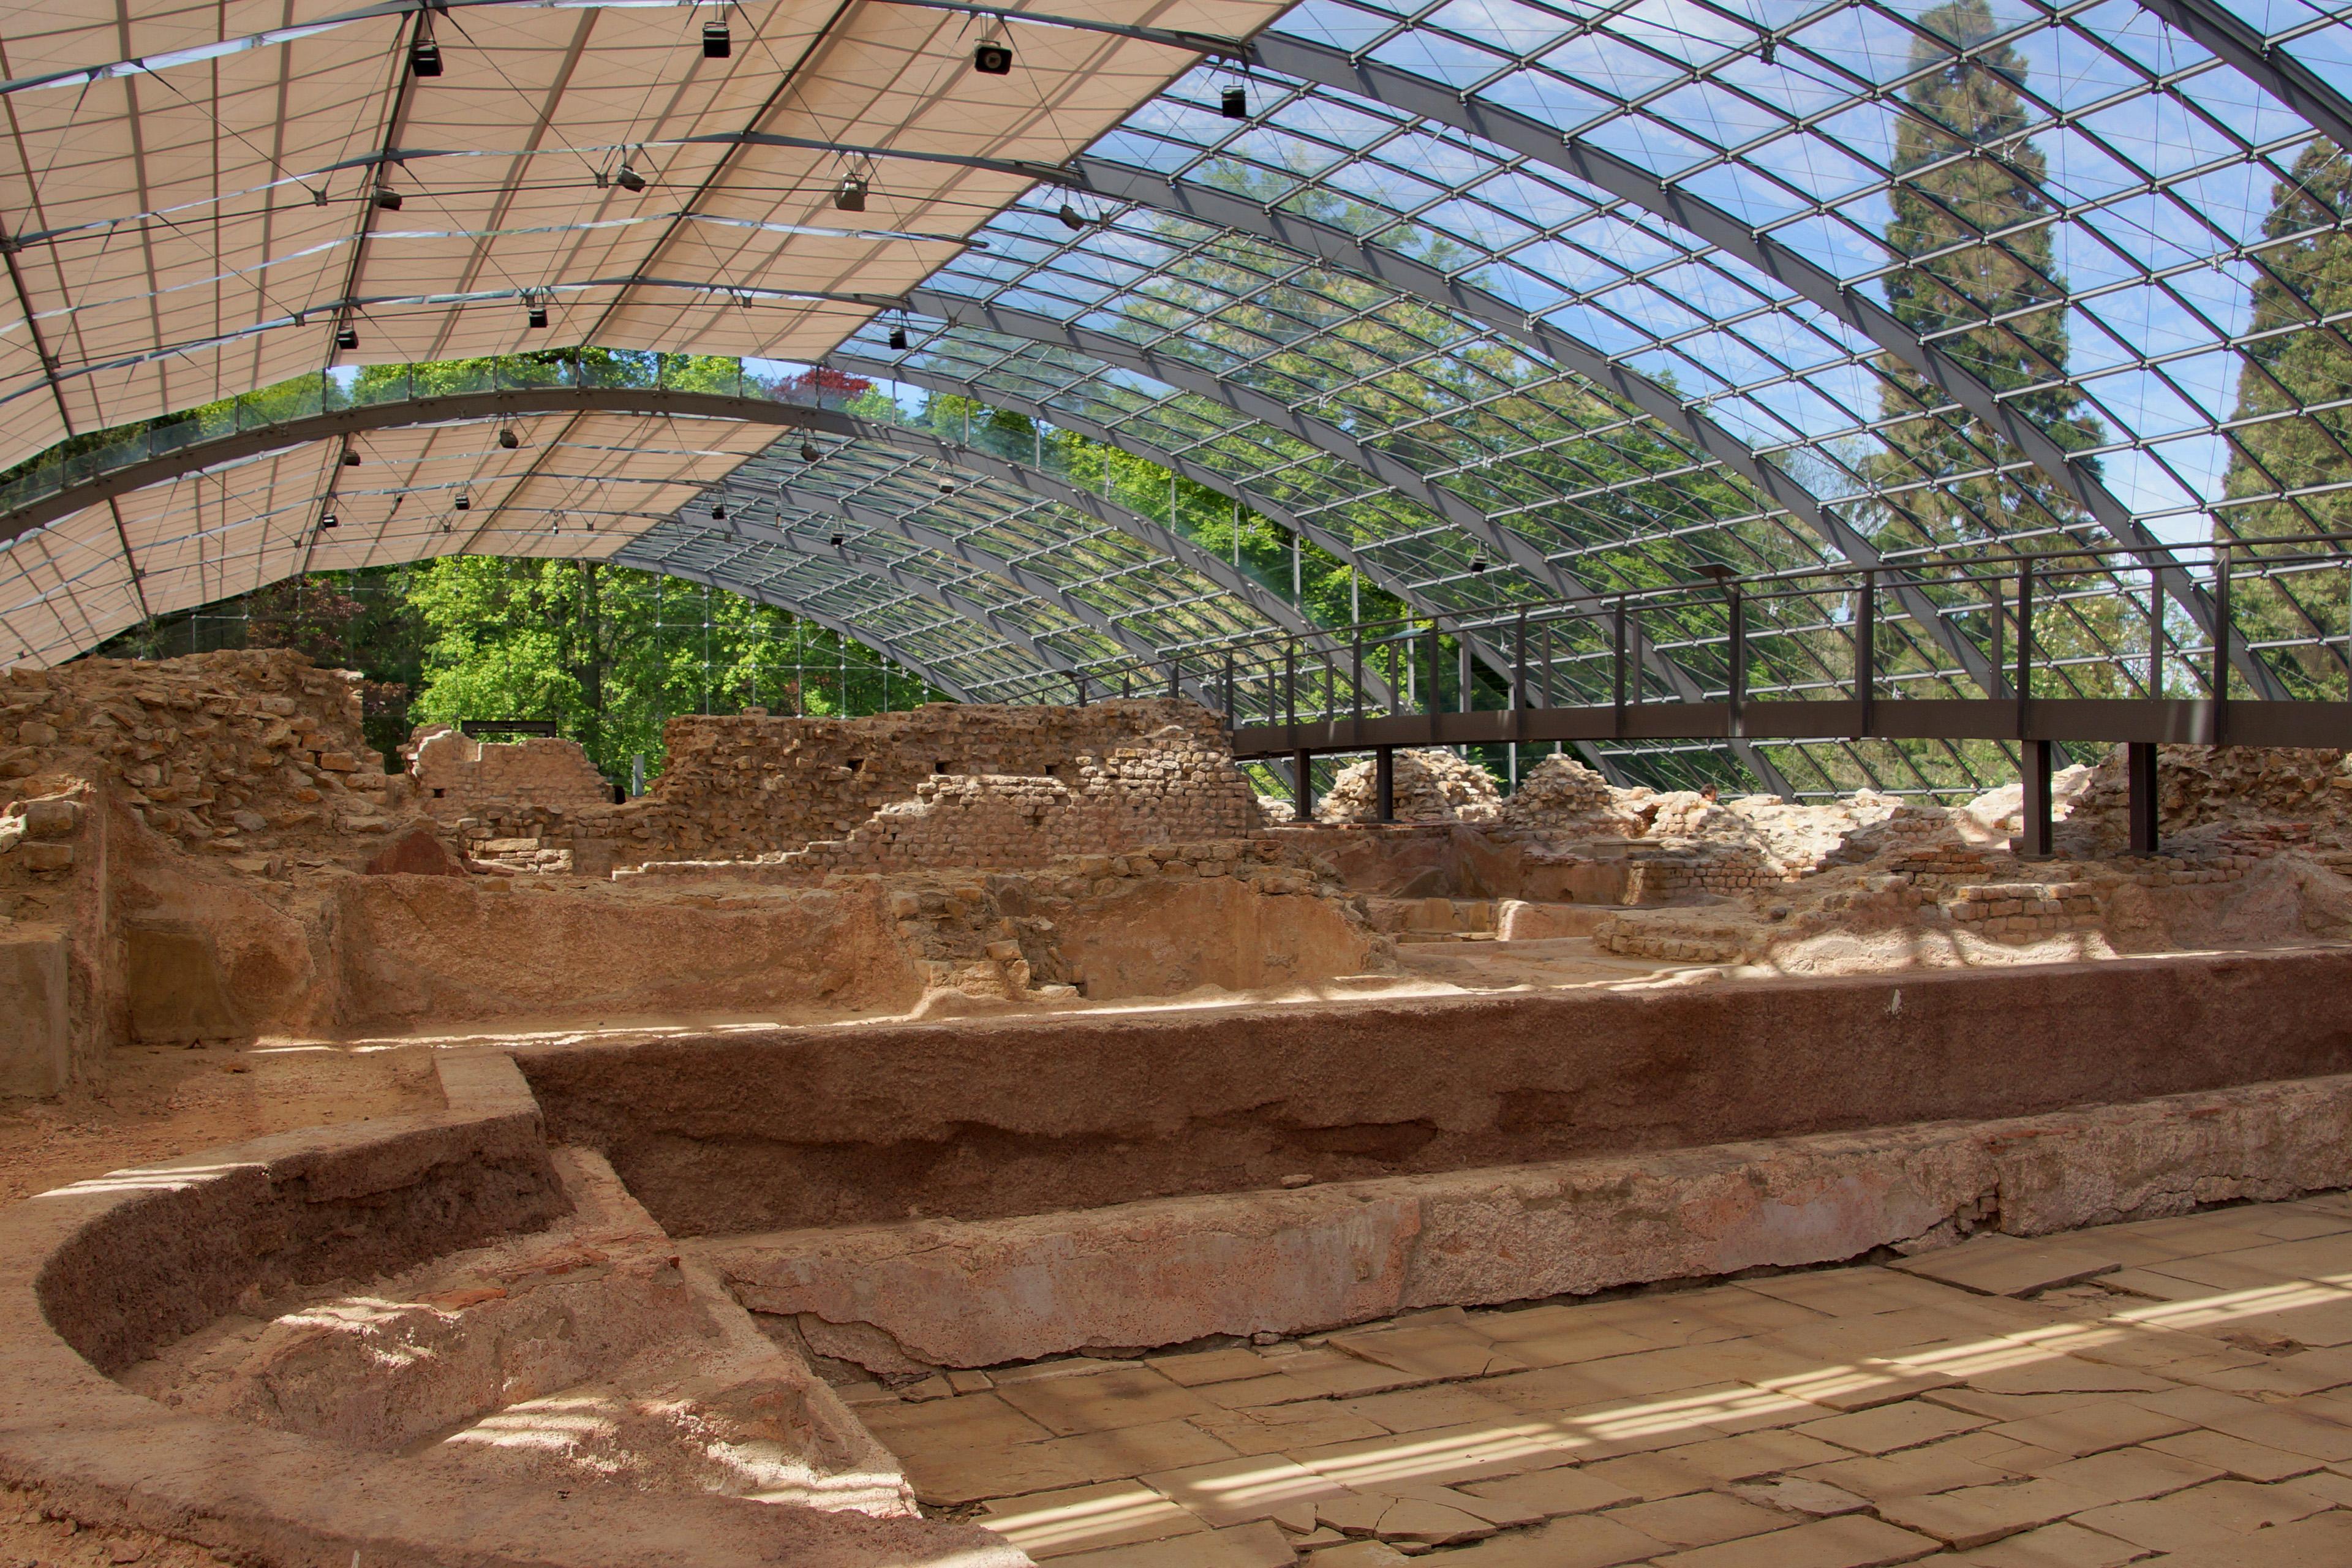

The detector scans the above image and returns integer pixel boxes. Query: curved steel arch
[788,424,1332,655]
[0,386,1343,679]
[629,524,1097,693]
[708,472,1402,709]
[621,559,981,704]
[889,296,1797,794]
[2125,0,2352,157]
[673,500,1242,710]
[827,346,1662,785]
[829,347,1803,790]
[1057,160,2008,699]
[1218,33,2285,701]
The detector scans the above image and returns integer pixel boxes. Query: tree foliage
[2222,138,2352,692]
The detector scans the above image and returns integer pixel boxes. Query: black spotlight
[712,503,728,521]
[409,36,443,77]
[527,298,549,329]
[1221,84,1246,119]
[829,532,845,546]
[937,477,954,492]
[342,450,361,466]
[498,428,520,450]
[318,511,339,530]
[702,18,731,57]
[1469,558,1487,574]
[1057,203,1085,231]
[973,42,1012,75]
[835,175,868,213]
[372,183,402,211]
[455,491,472,511]
[616,164,646,192]
[799,442,819,462]
[888,325,908,350]
[335,325,359,350]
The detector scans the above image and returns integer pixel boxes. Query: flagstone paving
[844,1192,2352,1564]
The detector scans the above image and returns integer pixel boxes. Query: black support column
[1294,747,1314,821]
[2127,741,2160,854]
[1374,745,1395,823]
[2019,739,2056,859]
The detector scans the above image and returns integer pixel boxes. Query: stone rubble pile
[1495,755,1636,832]
[0,651,405,858]
[1315,748,1501,824]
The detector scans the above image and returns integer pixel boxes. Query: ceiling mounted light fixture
[526,295,549,329]
[829,533,845,546]
[318,511,339,530]
[835,175,868,212]
[712,503,728,521]
[799,442,819,462]
[1469,559,1487,573]
[1056,204,1086,231]
[702,17,731,57]
[973,42,1012,74]
[342,449,360,466]
[616,164,646,193]
[335,325,359,350]
[1221,85,1246,119]
[498,428,520,450]
[888,324,908,351]
[372,182,402,211]
[409,36,442,76]
[455,490,471,511]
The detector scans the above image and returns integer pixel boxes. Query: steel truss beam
[709,470,1400,709]
[795,424,1335,657]
[829,349,1649,785]
[1221,33,2286,701]
[624,526,1099,695]
[671,503,1231,708]
[1060,159,2007,701]
[617,559,979,703]
[891,296,1796,795]
[2128,0,2352,157]
[0,382,1373,699]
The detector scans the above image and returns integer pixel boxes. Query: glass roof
[1,0,2348,793]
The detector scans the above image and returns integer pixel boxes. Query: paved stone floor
[850,1194,2352,1566]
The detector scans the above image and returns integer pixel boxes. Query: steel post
[2127,741,2160,855]
[2019,738,2056,859]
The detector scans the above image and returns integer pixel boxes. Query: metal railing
[1058,535,2352,763]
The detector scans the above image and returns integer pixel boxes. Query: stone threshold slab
[699,1072,2352,1370]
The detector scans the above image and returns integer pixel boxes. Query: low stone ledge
[0,1050,1027,1568]
[699,1072,2352,1370]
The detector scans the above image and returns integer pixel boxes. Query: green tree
[404,557,938,774]
[1863,0,2135,752]
[2221,138,2352,692]
[1871,0,2105,552]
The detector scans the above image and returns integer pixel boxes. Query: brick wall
[405,727,612,820]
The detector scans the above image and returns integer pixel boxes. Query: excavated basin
[516,948,2352,1240]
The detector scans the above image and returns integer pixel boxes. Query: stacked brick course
[405,726,611,819]
[444,699,1261,873]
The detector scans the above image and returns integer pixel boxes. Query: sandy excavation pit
[15,652,2352,1566]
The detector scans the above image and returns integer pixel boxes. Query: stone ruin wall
[404,726,613,820]
[448,699,1264,873]
[0,652,408,881]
